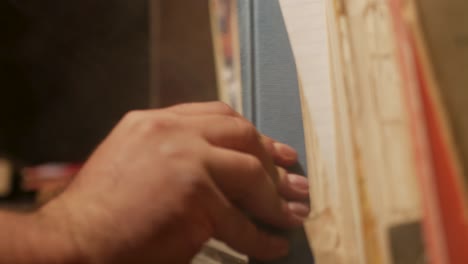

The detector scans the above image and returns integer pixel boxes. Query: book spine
[246,1,313,263]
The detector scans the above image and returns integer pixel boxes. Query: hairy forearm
[0,210,78,264]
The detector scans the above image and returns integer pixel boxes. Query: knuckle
[159,138,196,161]
[245,154,262,171]
[122,110,178,135]
[149,113,177,132]
[234,117,260,144]
[211,101,237,116]
[133,112,178,139]
[262,136,275,154]
[157,134,208,165]
[244,155,266,184]
[172,160,212,199]
[170,103,196,112]
[122,110,145,123]
[224,117,261,152]
[189,172,212,196]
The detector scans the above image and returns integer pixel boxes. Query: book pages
[279,0,336,181]
[280,0,426,263]
[280,1,363,263]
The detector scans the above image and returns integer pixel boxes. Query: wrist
[0,209,82,264]
[30,202,89,264]
[28,209,83,264]
[18,196,95,264]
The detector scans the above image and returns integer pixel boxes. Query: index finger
[182,114,280,184]
[164,102,299,166]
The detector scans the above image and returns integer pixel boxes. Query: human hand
[39,102,310,263]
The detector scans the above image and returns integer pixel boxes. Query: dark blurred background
[0,0,217,164]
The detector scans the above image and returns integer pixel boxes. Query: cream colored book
[280,0,426,263]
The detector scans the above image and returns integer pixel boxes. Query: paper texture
[279,0,336,180]
[280,0,426,263]
[192,240,247,264]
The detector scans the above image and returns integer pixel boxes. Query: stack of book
[212,0,468,263]
[279,0,467,263]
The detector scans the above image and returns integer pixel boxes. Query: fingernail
[288,174,309,192]
[273,142,298,160]
[288,202,310,219]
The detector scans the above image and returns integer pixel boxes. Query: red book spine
[388,0,468,263]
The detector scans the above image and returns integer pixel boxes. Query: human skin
[0,102,310,264]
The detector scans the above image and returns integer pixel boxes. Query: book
[281,1,426,263]
[210,0,243,113]
[214,0,468,263]
[389,0,468,263]
[0,159,12,198]
[193,1,248,263]
[277,0,468,263]
[208,1,315,263]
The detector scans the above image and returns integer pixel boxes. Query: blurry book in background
[22,163,81,205]
[0,161,80,210]
[194,2,248,263]
[0,159,13,199]
[389,0,468,263]
[210,0,243,113]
